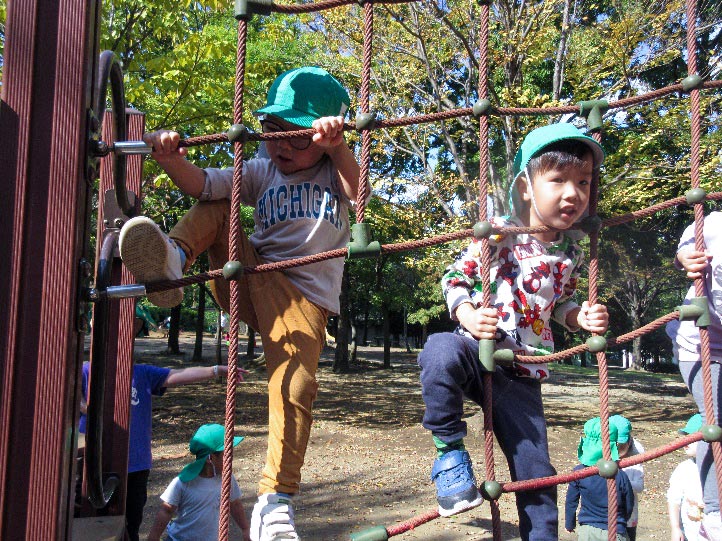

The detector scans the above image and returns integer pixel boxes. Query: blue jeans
[679,360,721,514]
[418,332,558,541]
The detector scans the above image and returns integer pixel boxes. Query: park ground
[136,331,697,540]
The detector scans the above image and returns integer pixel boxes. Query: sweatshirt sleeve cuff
[446,290,473,321]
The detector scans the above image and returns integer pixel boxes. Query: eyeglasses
[261,120,312,151]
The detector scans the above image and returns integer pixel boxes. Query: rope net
[132,0,722,539]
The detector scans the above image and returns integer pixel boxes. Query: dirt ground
[135,332,697,540]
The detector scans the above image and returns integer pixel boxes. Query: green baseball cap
[254,67,350,129]
[512,123,605,179]
[679,413,703,435]
[178,424,244,482]
[577,417,619,467]
[609,414,632,444]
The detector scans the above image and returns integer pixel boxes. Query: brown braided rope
[355,1,374,224]
[685,0,722,507]
[174,80,722,150]
[218,18,248,541]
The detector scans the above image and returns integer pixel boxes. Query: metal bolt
[114,218,124,228]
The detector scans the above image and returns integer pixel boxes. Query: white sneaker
[250,493,300,541]
[119,217,184,308]
[702,511,722,541]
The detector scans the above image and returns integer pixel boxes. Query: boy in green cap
[667,413,704,541]
[418,123,609,538]
[565,417,634,540]
[147,423,249,541]
[119,67,360,540]
[609,415,645,541]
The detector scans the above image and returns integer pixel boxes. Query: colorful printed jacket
[442,215,584,380]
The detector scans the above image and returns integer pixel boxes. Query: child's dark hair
[526,140,594,180]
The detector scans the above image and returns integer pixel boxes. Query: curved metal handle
[85,231,121,508]
[94,51,132,215]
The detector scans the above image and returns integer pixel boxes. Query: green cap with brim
[679,413,703,435]
[609,414,632,444]
[178,424,244,482]
[577,417,619,467]
[508,123,605,216]
[254,67,350,129]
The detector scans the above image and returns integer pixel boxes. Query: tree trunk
[167,304,182,354]
[631,336,643,370]
[215,309,222,364]
[333,265,350,373]
[246,328,256,358]
[382,305,391,368]
[350,323,358,364]
[192,285,206,361]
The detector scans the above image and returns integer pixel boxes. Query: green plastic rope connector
[347,223,381,259]
[597,459,618,479]
[677,302,705,322]
[472,99,492,118]
[702,424,722,443]
[479,339,495,372]
[685,187,707,205]
[222,261,244,280]
[481,480,503,500]
[493,348,515,368]
[227,124,249,144]
[579,215,602,234]
[578,100,609,132]
[679,297,711,328]
[586,336,607,353]
[681,75,704,92]
[473,221,493,239]
[235,0,273,19]
[349,526,389,541]
[355,112,376,131]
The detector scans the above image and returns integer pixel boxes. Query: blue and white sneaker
[431,449,483,517]
[119,216,184,308]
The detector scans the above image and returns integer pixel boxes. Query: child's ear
[517,175,532,203]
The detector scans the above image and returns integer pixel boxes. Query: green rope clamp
[677,297,710,327]
[355,112,377,131]
[473,221,493,239]
[702,424,722,443]
[235,0,273,19]
[472,99,493,118]
[479,339,495,372]
[349,526,389,541]
[481,480,503,500]
[578,100,609,132]
[227,124,249,144]
[596,459,618,479]
[681,75,704,92]
[493,348,515,368]
[685,187,707,205]
[586,335,607,353]
[347,223,381,259]
[579,215,602,234]
[222,261,244,280]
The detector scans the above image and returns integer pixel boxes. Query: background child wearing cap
[610,415,645,541]
[665,211,722,539]
[417,123,609,538]
[147,424,249,541]
[118,66,360,540]
[565,417,635,540]
[668,413,705,541]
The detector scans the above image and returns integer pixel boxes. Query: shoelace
[260,502,299,541]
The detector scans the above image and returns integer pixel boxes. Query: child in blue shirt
[565,417,635,540]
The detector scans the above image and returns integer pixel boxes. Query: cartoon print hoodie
[442,215,584,380]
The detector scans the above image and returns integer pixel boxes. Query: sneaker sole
[119,218,183,308]
[437,491,483,517]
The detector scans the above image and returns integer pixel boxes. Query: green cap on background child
[609,414,632,444]
[178,423,244,482]
[578,417,620,467]
[254,67,350,129]
[679,413,703,435]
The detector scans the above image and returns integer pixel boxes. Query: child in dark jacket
[565,417,635,540]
